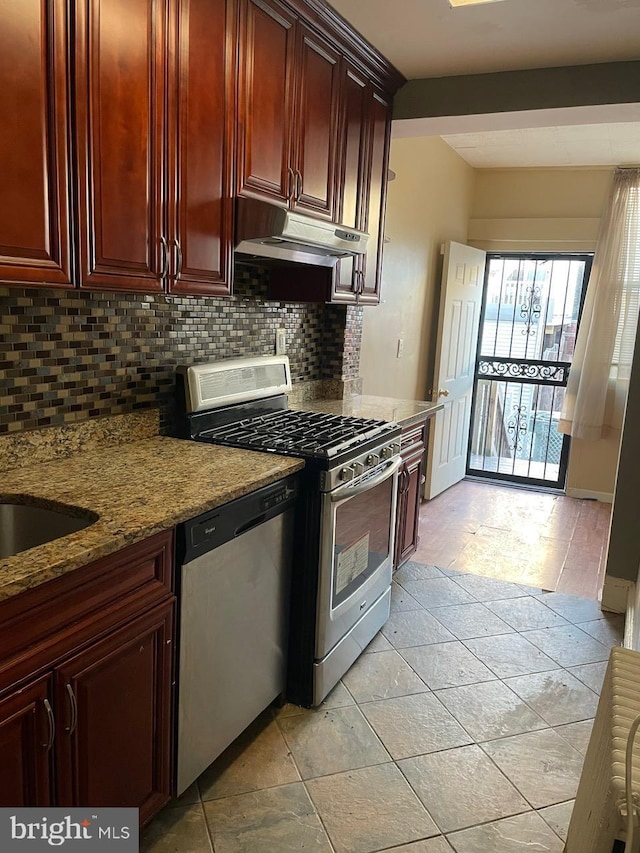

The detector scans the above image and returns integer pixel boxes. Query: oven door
[315,456,401,659]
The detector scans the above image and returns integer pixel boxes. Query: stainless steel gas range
[176,355,401,707]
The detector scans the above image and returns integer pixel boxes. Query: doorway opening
[467,253,592,490]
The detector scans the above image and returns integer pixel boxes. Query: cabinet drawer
[0,531,174,692]
[400,422,427,457]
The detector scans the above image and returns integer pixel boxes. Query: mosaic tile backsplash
[0,266,359,435]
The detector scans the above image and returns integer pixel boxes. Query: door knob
[428,388,450,398]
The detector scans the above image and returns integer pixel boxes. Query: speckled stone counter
[0,437,303,601]
[290,395,444,428]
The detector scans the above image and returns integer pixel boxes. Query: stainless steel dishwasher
[175,476,297,795]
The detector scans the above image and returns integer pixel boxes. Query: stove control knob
[352,461,365,477]
[391,442,401,454]
[380,446,393,459]
[366,453,380,467]
[339,466,354,482]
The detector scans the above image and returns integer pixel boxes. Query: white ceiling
[329,0,640,80]
[329,0,640,168]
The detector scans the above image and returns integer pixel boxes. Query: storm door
[467,254,592,489]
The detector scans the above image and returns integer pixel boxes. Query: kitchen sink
[0,501,98,560]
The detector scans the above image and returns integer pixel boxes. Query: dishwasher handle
[235,513,267,537]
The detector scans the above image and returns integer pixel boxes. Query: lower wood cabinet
[394,419,428,569]
[0,531,175,824]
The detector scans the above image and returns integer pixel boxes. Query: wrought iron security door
[467,254,592,489]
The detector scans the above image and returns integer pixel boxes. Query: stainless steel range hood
[235,197,368,267]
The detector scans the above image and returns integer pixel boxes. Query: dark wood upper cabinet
[237,0,297,205]
[74,0,166,293]
[292,24,340,218]
[358,89,392,305]
[167,0,235,296]
[0,0,73,288]
[0,677,53,807]
[237,0,340,219]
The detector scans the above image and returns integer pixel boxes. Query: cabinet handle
[160,236,170,281]
[287,167,295,202]
[42,699,55,752]
[174,239,183,280]
[65,684,78,736]
[295,169,303,201]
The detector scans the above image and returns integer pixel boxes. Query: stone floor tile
[166,783,200,808]
[450,574,541,602]
[576,615,624,647]
[446,811,564,853]
[481,729,584,808]
[392,581,424,612]
[400,642,495,691]
[141,804,213,853]
[342,649,429,703]
[395,562,445,584]
[485,597,569,631]
[568,660,608,693]
[538,800,574,841]
[429,602,514,640]
[306,762,439,853]
[364,631,394,653]
[535,592,610,624]
[277,705,388,779]
[401,577,478,609]
[463,633,558,679]
[522,624,610,667]
[275,680,354,718]
[436,680,547,741]
[198,713,299,801]
[382,608,457,648]
[360,692,473,759]
[203,783,332,853]
[379,839,453,852]
[398,744,529,833]
[504,669,599,726]
[553,719,594,755]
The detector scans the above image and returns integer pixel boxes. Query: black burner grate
[200,409,394,459]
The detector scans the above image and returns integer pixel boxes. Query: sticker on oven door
[336,533,370,595]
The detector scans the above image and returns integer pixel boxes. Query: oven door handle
[330,456,402,502]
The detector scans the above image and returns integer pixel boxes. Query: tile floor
[142,560,625,853]
[415,479,612,598]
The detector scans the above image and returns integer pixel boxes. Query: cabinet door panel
[0,0,72,287]
[237,0,296,203]
[55,602,173,823]
[395,452,423,568]
[359,90,391,305]
[0,677,52,806]
[75,0,166,292]
[168,0,234,296]
[294,25,340,218]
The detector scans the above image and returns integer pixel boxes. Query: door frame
[466,251,593,491]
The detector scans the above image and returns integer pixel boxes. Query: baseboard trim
[625,580,638,651]
[601,575,632,615]
[566,488,614,503]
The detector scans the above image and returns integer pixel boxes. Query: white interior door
[424,241,486,500]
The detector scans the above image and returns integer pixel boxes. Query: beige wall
[469,166,618,498]
[359,136,475,400]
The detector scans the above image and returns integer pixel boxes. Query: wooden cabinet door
[332,63,369,303]
[359,89,392,305]
[167,0,235,297]
[237,0,296,205]
[0,0,72,287]
[75,0,167,292]
[395,451,423,567]
[0,676,53,806]
[292,24,340,219]
[55,601,174,823]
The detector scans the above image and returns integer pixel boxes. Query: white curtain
[558,167,640,441]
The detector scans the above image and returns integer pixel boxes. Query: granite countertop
[290,395,444,428]
[0,437,303,602]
